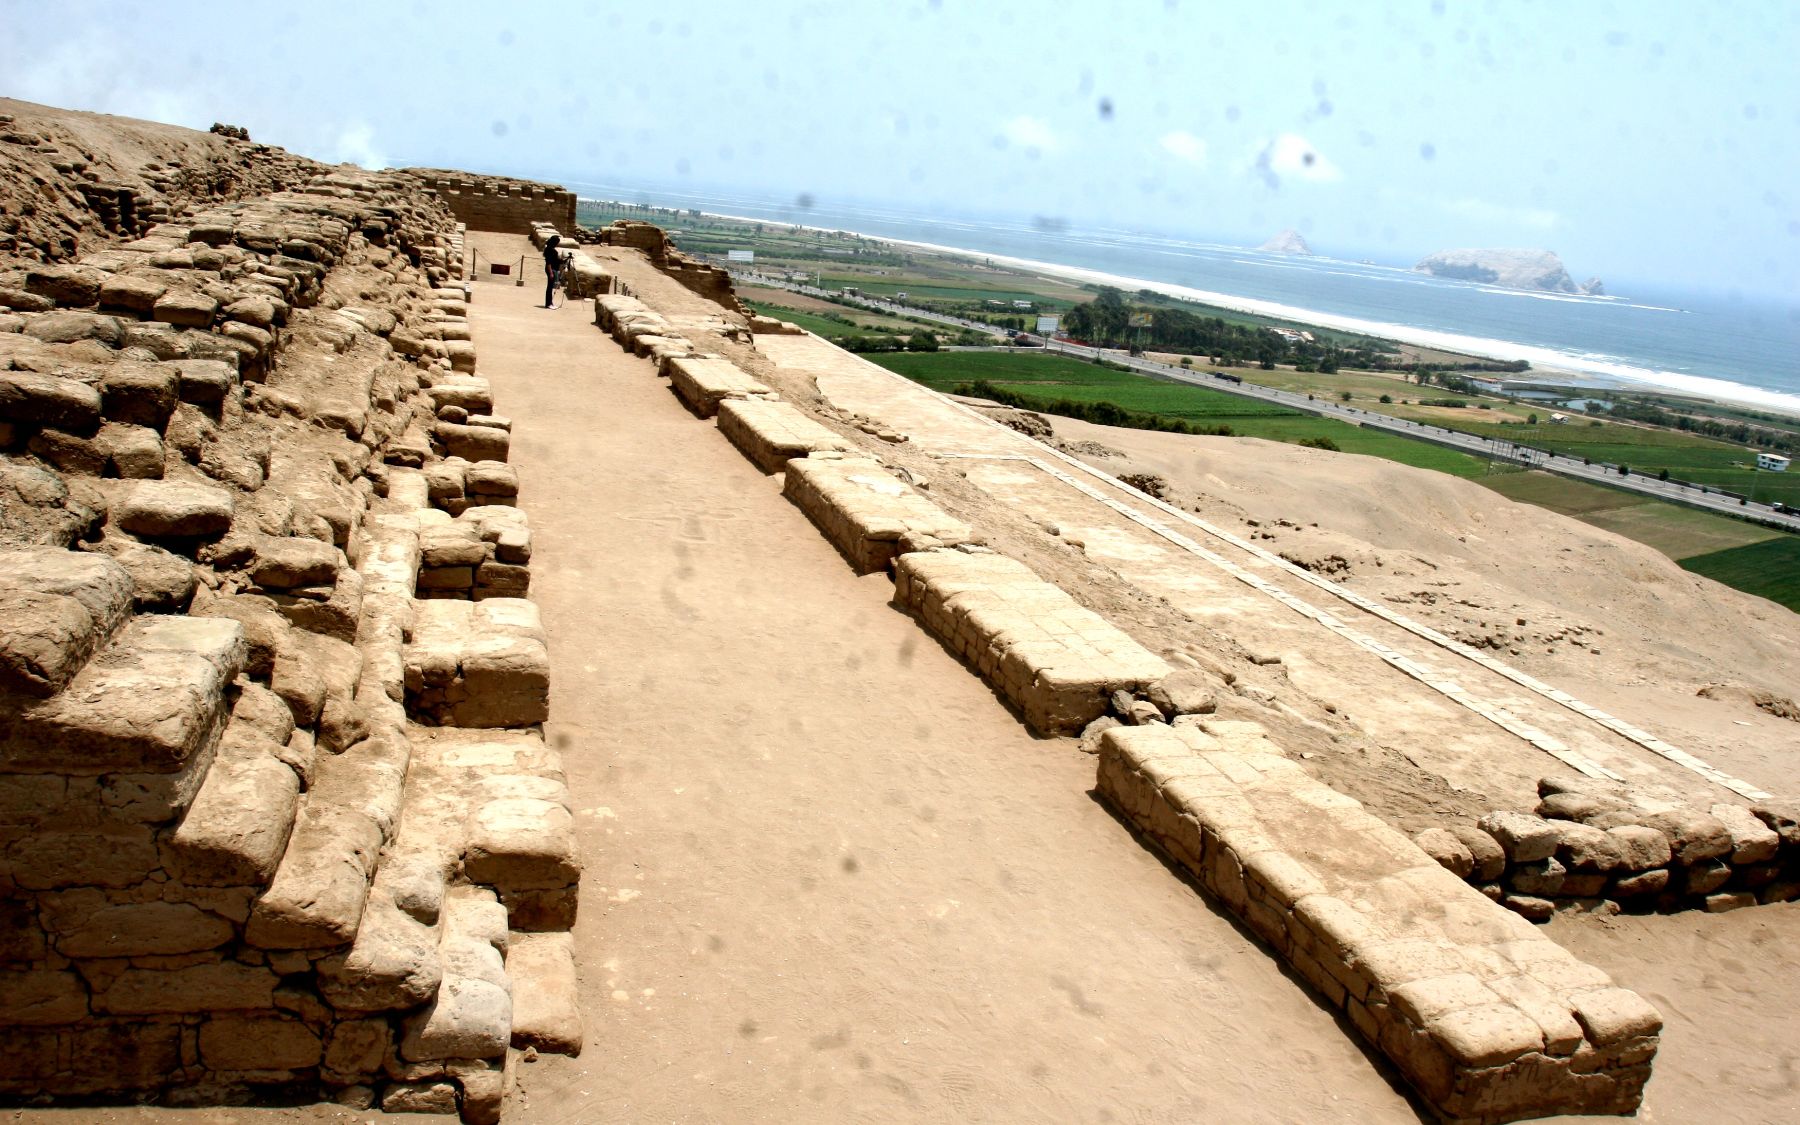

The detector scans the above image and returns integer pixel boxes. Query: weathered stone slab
[169,724,301,885]
[0,370,103,433]
[0,547,134,699]
[0,615,245,774]
[507,931,583,1054]
[895,549,1168,734]
[665,355,772,417]
[717,398,853,473]
[404,598,549,728]
[785,455,972,574]
[1096,723,1659,1123]
[116,480,235,539]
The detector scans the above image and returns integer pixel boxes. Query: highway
[730,269,1800,533]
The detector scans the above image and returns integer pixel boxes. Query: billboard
[1128,312,1154,328]
[726,249,754,262]
[1035,315,1060,335]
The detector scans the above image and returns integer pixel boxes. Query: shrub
[1297,436,1340,451]
[1379,394,1393,403]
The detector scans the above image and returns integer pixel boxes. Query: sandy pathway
[461,234,1422,1123]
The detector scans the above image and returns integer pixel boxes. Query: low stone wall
[783,453,972,574]
[407,171,576,238]
[665,354,774,418]
[895,548,1170,734]
[1098,723,1660,1124]
[589,220,741,312]
[716,398,852,474]
[1416,780,1800,920]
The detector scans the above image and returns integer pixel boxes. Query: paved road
[733,270,1800,533]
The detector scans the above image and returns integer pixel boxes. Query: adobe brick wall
[406,169,576,237]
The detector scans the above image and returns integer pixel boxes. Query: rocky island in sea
[1257,228,1313,255]
[1413,247,1603,295]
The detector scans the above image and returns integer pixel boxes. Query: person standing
[542,234,562,308]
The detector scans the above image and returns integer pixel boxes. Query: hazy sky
[4,1,1796,297]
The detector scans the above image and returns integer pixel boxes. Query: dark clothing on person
[542,235,562,308]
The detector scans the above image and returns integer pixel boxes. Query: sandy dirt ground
[459,233,1422,1122]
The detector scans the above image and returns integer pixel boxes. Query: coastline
[597,197,1800,420]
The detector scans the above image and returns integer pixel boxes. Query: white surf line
[846,360,1771,800]
[945,452,1621,784]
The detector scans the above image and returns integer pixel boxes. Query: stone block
[99,277,170,316]
[25,264,105,307]
[100,363,178,428]
[896,549,1167,735]
[116,479,235,539]
[96,422,164,478]
[54,902,233,958]
[508,931,583,1054]
[1449,824,1507,882]
[666,355,772,417]
[716,397,852,473]
[434,421,509,462]
[0,614,245,775]
[246,801,383,949]
[199,1015,321,1071]
[404,598,549,728]
[0,547,134,699]
[1147,669,1218,718]
[1605,825,1671,872]
[252,536,341,590]
[1710,803,1779,865]
[786,456,972,575]
[0,969,90,1025]
[169,726,300,885]
[0,370,103,433]
[172,358,237,405]
[316,890,442,1012]
[1639,809,1732,866]
[152,290,219,327]
[23,310,125,347]
[1414,828,1474,880]
[93,961,279,1015]
[464,796,578,893]
[1477,811,1559,863]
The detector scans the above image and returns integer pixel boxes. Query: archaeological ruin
[4,97,1800,1124]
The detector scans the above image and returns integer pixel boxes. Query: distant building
[1758,453,1791,472]
[1268,327,1314,343]
[1012,299,1033,309]
[1549,412,1568,424]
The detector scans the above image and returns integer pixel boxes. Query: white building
[1757,453,1791,472]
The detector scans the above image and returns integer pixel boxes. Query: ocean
[562,179,1800,416]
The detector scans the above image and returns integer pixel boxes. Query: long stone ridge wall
[407,170,576,238]
[1,159,578,1121]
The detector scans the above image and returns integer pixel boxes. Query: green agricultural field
[1479,471,1784,559]
[740,298,921,340]
[1679,537,1800,612]
[869,351,1489,478]
[1421,417,1800,507]
[820,276,1081,311]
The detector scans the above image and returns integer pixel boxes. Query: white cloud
[1159,130,1207,167]
[328,123,388,170]
[1001,115,1060,155]
[1440,196,1561,230]
[1252,133,1343,187]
